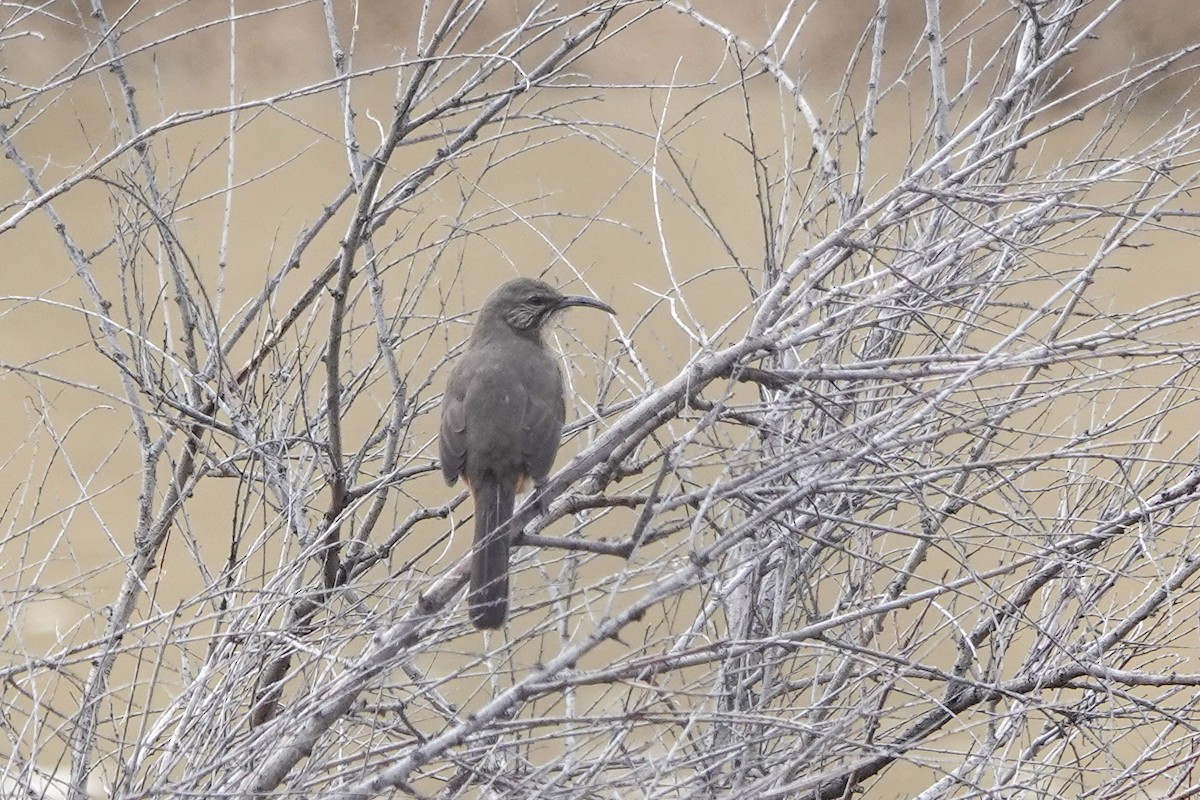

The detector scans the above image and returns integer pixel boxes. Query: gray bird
[439,278,615,629]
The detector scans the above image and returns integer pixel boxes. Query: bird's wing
[521,359,566,481]
[439,362,469,485]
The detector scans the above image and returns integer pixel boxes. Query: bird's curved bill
[557,295,616,315]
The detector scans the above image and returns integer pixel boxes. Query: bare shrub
[3,1,1200,798]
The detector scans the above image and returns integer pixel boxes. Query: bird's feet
[532,479,554,518]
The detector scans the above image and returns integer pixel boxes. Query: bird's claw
[533,479,553,517]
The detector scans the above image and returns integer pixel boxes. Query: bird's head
[481,278,615,334]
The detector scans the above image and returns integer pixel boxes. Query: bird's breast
[457,342,563,477]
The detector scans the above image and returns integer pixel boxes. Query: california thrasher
[439,278,615,629]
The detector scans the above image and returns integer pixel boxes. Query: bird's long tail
[469,476,516,629]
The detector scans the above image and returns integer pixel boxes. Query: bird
[439,278,615,629]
